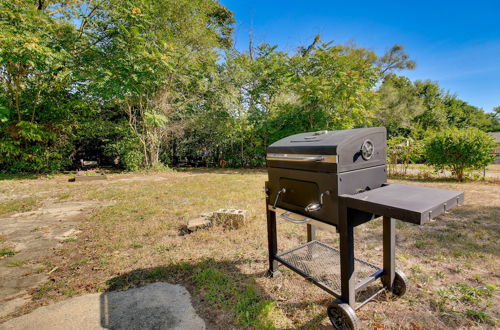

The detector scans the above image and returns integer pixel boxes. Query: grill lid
[266,127,387,172]
[267,127,385,155]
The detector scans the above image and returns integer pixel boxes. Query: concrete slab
[0,282,205,330]
[0,202,99,316]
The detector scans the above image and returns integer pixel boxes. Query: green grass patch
[0,197,41,216]
[465,309,495,325]
[193,267,276,329]
[0,173,39,181]
[0,247,16,257]
[6,259,28,267]
[32,282,60,300]
[438,283,497,305]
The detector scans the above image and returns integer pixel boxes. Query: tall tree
[375,75,424,137]
[81,0,234,167]
[377,44,416,77]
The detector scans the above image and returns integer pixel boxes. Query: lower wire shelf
[276,240,383,302]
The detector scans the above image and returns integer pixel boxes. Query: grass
[0,248,16,257]
[6,259,28,267]
[192,265,276,328]
[0,169,498,329]
[0,196,42,216]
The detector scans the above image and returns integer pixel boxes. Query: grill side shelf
[340,183,464,225]
[275,241,381,300]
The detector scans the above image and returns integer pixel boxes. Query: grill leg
[339,206,355,306]
[382,216,395,290]
[266,205,280,277]
[307,224,316,242]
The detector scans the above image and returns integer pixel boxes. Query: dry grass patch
[0,170,498,329]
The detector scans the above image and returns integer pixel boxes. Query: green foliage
[387,136,423,176]
[465,309,495,325]
[192,266,276,328]
[424,128,496,181]
[437,283,496,305]
[181,39,381,167]
[0,248,16,257]
[376,75,424,137]
[0,121,71,172]
[0,1,496,174]
[486,106,500,132]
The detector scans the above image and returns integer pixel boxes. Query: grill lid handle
[267,154,325,162]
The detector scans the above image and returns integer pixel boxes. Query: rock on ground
[0,282,205,330]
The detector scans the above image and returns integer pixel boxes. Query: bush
[104,136,144,172]
[0,122,72,173]
[387,136,423,176]
[424,128,495,181]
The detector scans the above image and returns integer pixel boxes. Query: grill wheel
[327,300,359,330]
[389,269,409,297]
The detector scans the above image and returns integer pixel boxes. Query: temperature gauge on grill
[361,139,374,160]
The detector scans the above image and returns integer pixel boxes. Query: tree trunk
[454,166,464,182]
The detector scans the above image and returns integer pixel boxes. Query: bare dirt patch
[0,201,100,317]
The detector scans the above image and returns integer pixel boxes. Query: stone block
[212,209,247,229]
[187,217,211,232]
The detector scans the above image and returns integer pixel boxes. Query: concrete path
[0,201,100,317]
[0,282,205,330]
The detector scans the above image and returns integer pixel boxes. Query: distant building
[492,132,500,164]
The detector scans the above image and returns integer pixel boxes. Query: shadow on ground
[101,258,351,329]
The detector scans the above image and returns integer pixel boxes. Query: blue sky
[220,0,500,112]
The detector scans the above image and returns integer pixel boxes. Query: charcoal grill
[264,127,464,329]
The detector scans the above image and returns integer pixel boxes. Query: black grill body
[264,127,464,329]
[266,127,387,226]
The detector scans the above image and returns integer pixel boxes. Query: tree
[377,44,416,77]
[375,75,424,137]
[486,106,500,132]
[413,80,449,130]
[0,0,81,172]
[443,96,491,130]
[287,41,379,131]
[81,0,234,167]
[424,127,496,181]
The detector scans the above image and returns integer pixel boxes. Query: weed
[155,243,173,253]
[131,242,143,248]
[70,258,88,268]
[0,248,16,257]
[62,288,77,297]
[99,255,111,265]
[414,240,425,249]
[0,197,41,216]
[6,259,28,267]
[410,265,422,273]
[64,237,77,243]
[33,282,59,300]
[465,309,495,325]
[438,283,496,305]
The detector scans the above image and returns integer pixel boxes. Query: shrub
[0,122,72,173]
[387,136,423,176]
[424,128,495,181]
